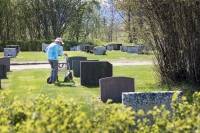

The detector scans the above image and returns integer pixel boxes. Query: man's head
[55,37,64,45]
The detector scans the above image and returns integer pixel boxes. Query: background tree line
[111,0,200,87]
[1,0,200,87]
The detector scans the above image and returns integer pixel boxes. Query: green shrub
[0,91,200,133]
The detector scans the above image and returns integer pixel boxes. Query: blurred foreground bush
[0,91,200,133]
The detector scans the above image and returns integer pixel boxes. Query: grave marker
[0,57,10,72]
[4,48,17,57]
[72,60,98,77]
[100,77,134,103]
[80,61,112,86]
[67,56,87,70]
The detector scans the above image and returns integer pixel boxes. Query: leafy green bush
[0,91,200,133]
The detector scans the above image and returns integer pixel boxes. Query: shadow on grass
[55,81,76,87]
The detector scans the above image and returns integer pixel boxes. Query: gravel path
[10,61,153,70]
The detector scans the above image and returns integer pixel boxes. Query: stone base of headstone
[100,77,134,103]
[80,61,112,86]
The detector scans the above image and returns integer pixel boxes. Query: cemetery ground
[0,51,195,116]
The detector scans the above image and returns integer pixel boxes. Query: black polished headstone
[0,57,10,72]
[72,60,98,77]
[113,44,122,50]
[67,56,87,70]
[80,61,112,86]
[0,65,7,79]
[6,45,20,54]
[99,77,134,103]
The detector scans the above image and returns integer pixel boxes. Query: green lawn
[1,51,185,102]
[0,50,155,62]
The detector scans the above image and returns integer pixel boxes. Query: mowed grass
[2,65,168,103]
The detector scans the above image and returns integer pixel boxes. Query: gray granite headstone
[127,45,146,54]
[0,65,7,79]
[107,44,113,51]
[6,45,20,54]
[113,44,122,50]
[70,46,77,51]
[122,91,183,125]
[4,48,17,57]
[120,46,127,52]
[122,91,183,113]
[93,46,106,55]
[77,44,90,51]
[127,46,138,53]
[99,77,134,103]
[80,61,112,86]
[72,60,99,77]
[42,43,49,52]
[67,56,87,70]
[0,57,10,72]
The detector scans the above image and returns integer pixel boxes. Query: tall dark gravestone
[72,60,99,77]
[67,56,87,70]
[0,65,7,89]
[80,61,112,86]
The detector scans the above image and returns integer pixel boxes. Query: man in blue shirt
[45,37,67,84]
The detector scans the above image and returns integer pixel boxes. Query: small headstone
[70,46,77,51]
[77,44,90,51]
[93,46,106,55]
[6,45,20,54]
[4,48,17,57]
[67,56,87,70]
[72,60,98,77]
[120,46,127,52]
[0,57,10,72]
[113,44,122,50]
[80,61,112,86]
[42,43,49,52]
[107,44,113,51]
[99,77,134,103]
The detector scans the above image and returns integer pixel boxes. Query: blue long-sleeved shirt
[45,42,64,60]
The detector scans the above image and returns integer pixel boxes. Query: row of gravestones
[70,44,151,54]
[67,56,184,126]
[4,45,21,57]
